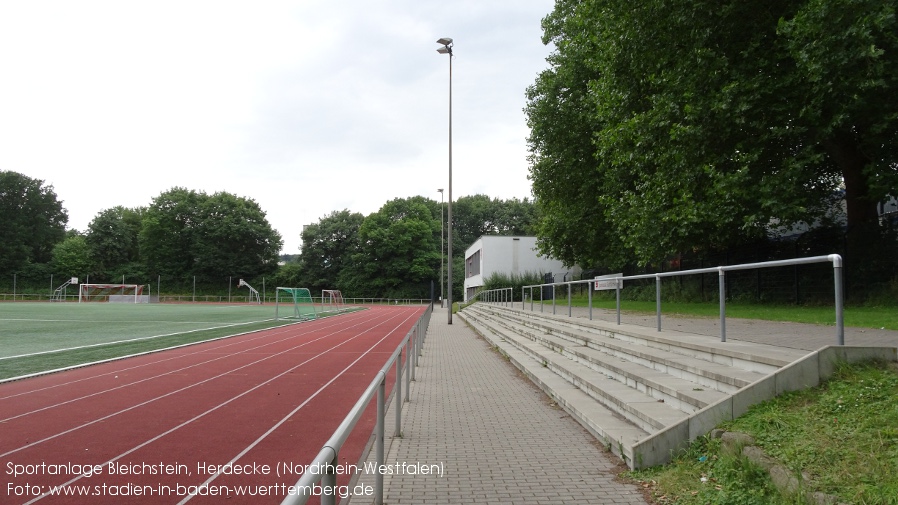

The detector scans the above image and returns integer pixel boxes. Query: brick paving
[355,306,648,505]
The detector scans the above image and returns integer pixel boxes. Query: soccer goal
[275,287,317,321]
[79,284,148,303]
[321,289,345,313]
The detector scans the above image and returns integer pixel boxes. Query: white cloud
[0,0,554,254]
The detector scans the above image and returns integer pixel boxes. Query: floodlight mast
[438,188,445,307]
[436,37,453,324]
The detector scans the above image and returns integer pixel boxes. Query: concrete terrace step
[458,303,896,470]
[501,305,808,373]
[476,314,728,413]
[471,310,690,432]
[458,309,649,464]
[457,303,807,468]
[477,306,772,394]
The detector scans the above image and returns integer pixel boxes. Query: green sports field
[0,302,304,380]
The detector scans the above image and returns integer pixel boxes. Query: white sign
[594,273,622,291]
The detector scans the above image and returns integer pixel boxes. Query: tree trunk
[823,130,880,229]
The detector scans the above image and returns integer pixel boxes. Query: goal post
[275,287,317,321]
[78,284,148,303]
[321,289,345,313]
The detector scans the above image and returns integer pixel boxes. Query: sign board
[594,273,622,291]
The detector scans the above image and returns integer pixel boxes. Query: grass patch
[0,319,298,380]
[629,360,898,504]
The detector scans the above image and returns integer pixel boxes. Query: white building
[463,236,580,302]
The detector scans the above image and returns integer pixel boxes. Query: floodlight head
[437,37,453,46]
[438,188,444,193]
[437,46,451,55]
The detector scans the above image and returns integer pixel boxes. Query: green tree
[0,171,68,272]
[193,192,282,280]
[526,0,898,268]
[139,188,282,282]
[86,206,145,280]
[139,187,201,278]
[452,195,538,257]
[51,234,93,278]
[340,197,440,298]
[297,209,364,293]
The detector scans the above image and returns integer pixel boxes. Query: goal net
[321,289,345,313]
[79,284,147,303]
[275,287,317,321]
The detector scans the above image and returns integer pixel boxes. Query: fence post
[656,275,662,332]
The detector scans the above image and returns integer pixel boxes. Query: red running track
[0,305,424,504]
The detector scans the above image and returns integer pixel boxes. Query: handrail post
[552,284,556,315]
[411,328,417,382]
[406,334,412,392]
[588,280,593,321]
[322,453,338,505]
[568,283,572,317]
[831,254,845,345]
[719,268,726,342]
[375,378,385,505]
[656,275,662,332]
[615,280,621,325]
[395,349,402,437]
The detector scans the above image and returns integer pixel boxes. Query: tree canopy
[139,188,282,281]
[0,171,68,273]
[526,0,898,269]
[296,209,365,293]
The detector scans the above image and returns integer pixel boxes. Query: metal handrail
[280,306,431,505]
[519,254,845,345]
[467,287,513,307]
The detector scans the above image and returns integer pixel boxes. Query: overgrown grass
[629,361,898,504]
[538,295,898,330]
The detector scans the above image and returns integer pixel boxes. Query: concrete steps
[458,303,811,468]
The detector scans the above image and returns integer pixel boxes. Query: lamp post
[438,188,445,308]
[437,37,453,324]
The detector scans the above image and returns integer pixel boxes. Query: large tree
[527,0,898,268]
[452,195,538,257]
[339,196,441,298]
[86,206,145,279]
[192,192,282,280]
[0,171,68,273]
[139,188,282,281]
[297,209,364,293]
[51,234,93,279]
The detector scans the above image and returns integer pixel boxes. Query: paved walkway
[356,306,648,505]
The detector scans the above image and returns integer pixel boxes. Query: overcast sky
[0,0,555,254]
